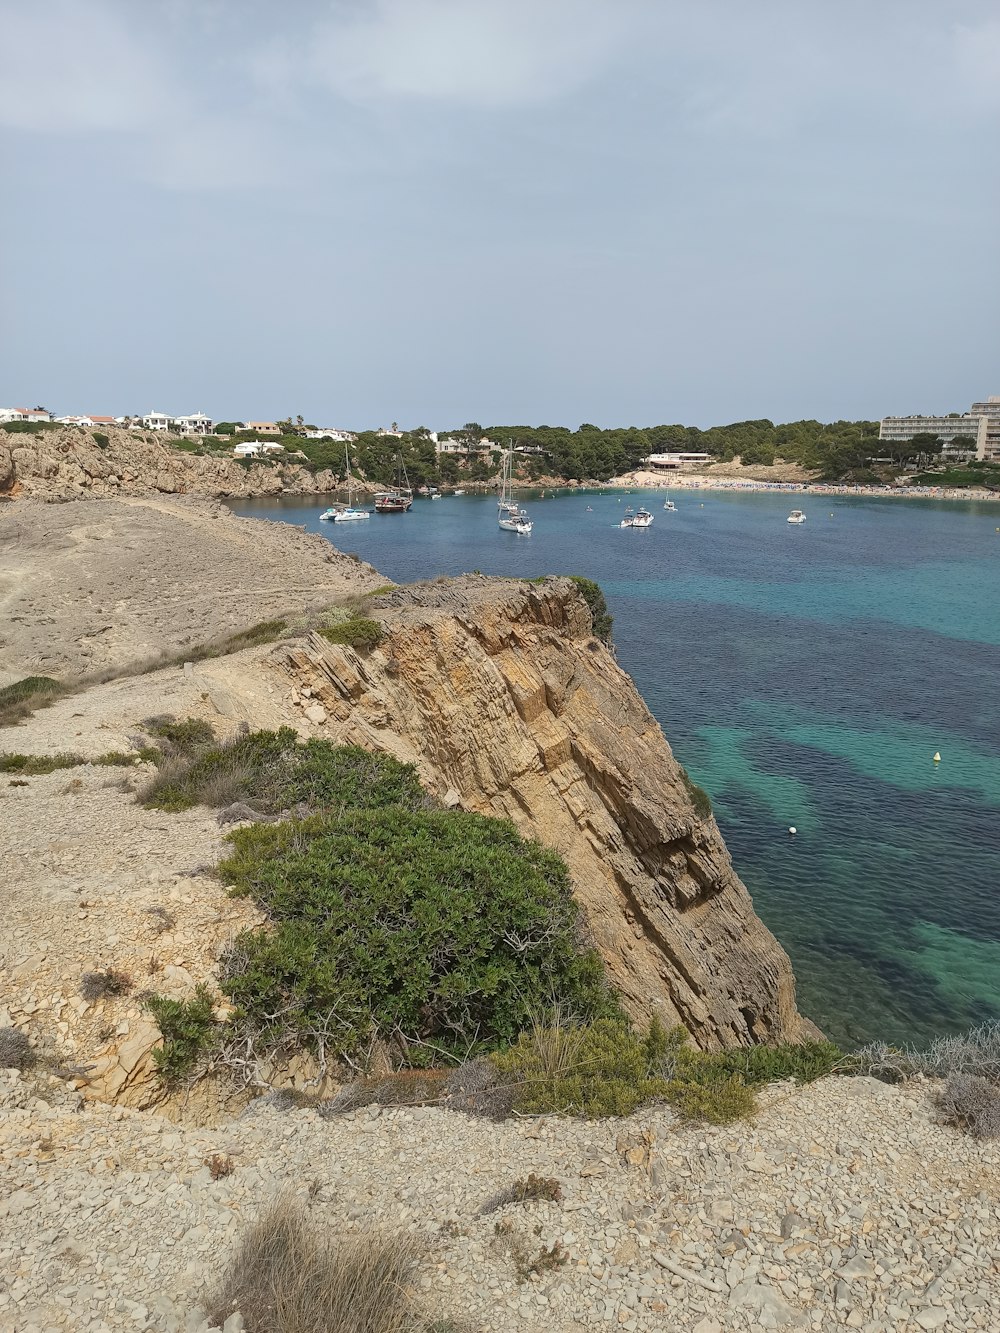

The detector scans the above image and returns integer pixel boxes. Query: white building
[174,412,213,435]
[233,441,284,457]
[969,398,1000,462]
[238,421,281,436]
[143,412,175,432]
[304,428,356,442]
[878,413,987,459]
[1,407,51,423]
[647,452,712,469]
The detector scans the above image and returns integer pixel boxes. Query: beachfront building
[969,398,1000,462]
[874,407,997,461]
[647,452,712,470]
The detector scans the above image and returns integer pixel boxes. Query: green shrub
[214,619,288,654]
[146,716,217,752]
[219,807,617,1063]
[0,752,82,774]
[91,431,109,448]
[93,750,142,766]
[568,576,613,643]
[679,767,713,819]
[0,676,64,725]
[490,1017,838,1122]
[145,985,218,1084]
[320,616,385,650]
[493,1017,673,1117]
[142,728,425,815]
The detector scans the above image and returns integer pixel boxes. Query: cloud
[308,0,638,107]
[953,19,1000,109]
[0,0,168,133]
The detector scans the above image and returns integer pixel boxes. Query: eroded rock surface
[283,576,808,1048]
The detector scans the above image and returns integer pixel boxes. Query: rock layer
[284,576,808,1048]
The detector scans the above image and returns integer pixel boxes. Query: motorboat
[621,506,653,529]
[787,509,806,525]
[321,446,371,521]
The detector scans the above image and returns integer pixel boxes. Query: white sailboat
[321,447,371,522]
[498,451,532,534]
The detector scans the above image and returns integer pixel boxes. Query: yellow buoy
[933,752,941,763]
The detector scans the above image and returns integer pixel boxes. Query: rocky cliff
[283,577,808,1049]
[0,424,341,501]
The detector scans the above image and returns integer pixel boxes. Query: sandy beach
[608,468,1000,504]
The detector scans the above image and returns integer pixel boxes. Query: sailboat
[374,454,414,513]
[498,450,532,534]
[321,446,371,522]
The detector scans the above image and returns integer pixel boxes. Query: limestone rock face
[284,577,808,1049]
[0,425,341,501]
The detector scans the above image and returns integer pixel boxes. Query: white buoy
[933,752,941,763]
[788,826,797,835]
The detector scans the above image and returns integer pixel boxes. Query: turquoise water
[229,488,1000,1047]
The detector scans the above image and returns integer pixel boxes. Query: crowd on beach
[610,469,1000,504]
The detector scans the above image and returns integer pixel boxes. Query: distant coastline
[606,468,1000,504]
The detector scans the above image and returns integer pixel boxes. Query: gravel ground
[1,1068,996,1332]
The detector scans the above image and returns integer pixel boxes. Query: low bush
[142,728,426,815]
[320,616,385,650]
[0,752,81,775]
[0,676,64,726]
[937,1073,1000,1140]
[679,768,712,819]
[91,431,109,448]
[146,716,216,753]
[93,751,141,766]
[568,576,613,643]
[145,984,218,1084]
[219,807,617,1065]
[492,1016,841,1122]
[0,1027,35,1071]
[479,1174,563,1215]
[853,1020,1000,1084]
[202,1196,427,1333]
[80,969,133,1001]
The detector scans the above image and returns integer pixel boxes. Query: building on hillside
[233,441,284,457]
[174,412,213,435]
[238,421,281,435]
[878,413,987,459]
[143,412,175,431]
[1,407,51,423]
[55,415,94,426]
[647,452,712,469]
[435,436,497,456]
[304,428,356,441]
[88,416,116,428]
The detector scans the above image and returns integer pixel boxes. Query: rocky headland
[0,425,343,503]
[1,495,996,1332]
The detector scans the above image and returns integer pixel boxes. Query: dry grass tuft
[202,1196,427,1333]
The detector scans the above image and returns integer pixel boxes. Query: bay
[228,487,1000,1048]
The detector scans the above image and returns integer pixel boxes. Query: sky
[1,0,997,429]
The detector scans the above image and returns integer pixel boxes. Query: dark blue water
[229,488,1000,1048]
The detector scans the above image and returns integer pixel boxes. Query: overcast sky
[1,0,997,429]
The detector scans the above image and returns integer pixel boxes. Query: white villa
[647,452,713,470]
[233,440,285,458]
[1,407,52,423]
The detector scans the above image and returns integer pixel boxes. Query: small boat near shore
[787,509,806,525]
[374,455,414,513]
[498,450,533,534]
[620,506,653,529]
[320,446,372,522]
[663,499,677,512]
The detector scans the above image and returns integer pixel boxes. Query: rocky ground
[0,496,382,682]
[2,1066,997,1333]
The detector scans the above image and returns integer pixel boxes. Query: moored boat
[787,509,806,525]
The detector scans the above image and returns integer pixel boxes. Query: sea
[228,487,1000,1050]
